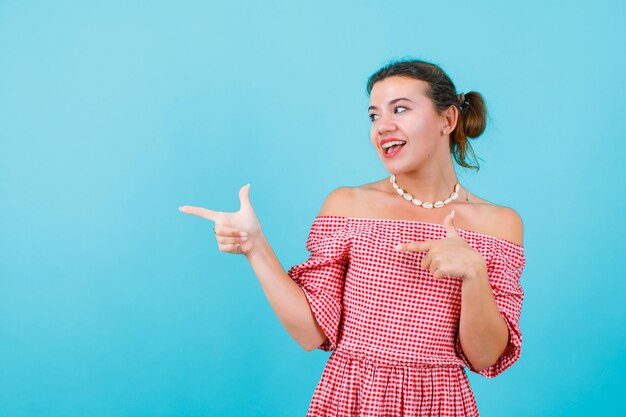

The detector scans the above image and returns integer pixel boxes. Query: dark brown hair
[367,58,487,171]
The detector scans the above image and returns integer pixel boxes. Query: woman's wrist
[462,255,488,283]
[244,229,271,263]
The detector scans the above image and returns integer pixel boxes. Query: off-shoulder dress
[287,215,526,417]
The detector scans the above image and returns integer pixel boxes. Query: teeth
[382,140,406,149]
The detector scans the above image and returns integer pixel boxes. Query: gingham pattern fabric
[287,216,526,417]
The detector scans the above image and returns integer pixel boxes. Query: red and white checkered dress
[287,215,526,416]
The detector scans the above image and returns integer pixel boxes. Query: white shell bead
[389,176,461,210]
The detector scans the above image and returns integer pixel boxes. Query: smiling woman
[367,60,487,172]
[180,57,526,417]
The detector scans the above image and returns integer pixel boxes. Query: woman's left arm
[395,208,523,372]
[458,264,509,371]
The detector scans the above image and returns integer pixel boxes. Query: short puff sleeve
[287,216,351,351]
[456,238,526,378]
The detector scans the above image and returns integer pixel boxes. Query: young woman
[179,59,526,416]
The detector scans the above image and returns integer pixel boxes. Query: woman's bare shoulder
[316,181,385,217]
[469,196,524,246]
[317,186,358,217]
[490,205,524,246]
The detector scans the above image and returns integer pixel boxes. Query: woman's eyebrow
[368,97,414,111]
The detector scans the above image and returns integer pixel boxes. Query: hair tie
[457,92,470,111]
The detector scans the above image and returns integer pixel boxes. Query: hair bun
[456,91,486,139]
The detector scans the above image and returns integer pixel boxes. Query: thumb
[444,209,459,237]
[238,183,252,211]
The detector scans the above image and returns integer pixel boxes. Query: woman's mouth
[382,141,406,158]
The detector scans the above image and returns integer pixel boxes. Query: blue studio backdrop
[1,1,624,416]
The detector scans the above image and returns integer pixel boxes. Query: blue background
[1,0,624,416]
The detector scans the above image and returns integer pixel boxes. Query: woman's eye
[395,106,407,114]
[369,113,379,121]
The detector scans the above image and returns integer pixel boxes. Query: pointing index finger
[395,240,432,252]
[178,205,220,221]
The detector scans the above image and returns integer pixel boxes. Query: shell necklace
[390,175,460,209]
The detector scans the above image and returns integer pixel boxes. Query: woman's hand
[179,183,262,256]
[394,210,486,281]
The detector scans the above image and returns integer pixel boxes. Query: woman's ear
[441,105,459,135]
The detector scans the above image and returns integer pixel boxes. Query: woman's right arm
[245,232,327,351]
[180,184,352,351]
[245,187,353,351]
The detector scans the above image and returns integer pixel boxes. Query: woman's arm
[395,206,524,371]
[246,233,327,351]
[180,184,328,351]
[244,187,353,351]
[458,266,510,371]
[458,208,524,371]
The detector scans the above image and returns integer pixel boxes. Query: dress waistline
[332,347,465,369]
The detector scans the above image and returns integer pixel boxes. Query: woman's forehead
[370,76,428,103]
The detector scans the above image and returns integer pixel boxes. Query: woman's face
[368,76,446,174]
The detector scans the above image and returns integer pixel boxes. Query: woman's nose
[376,117,397,134]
